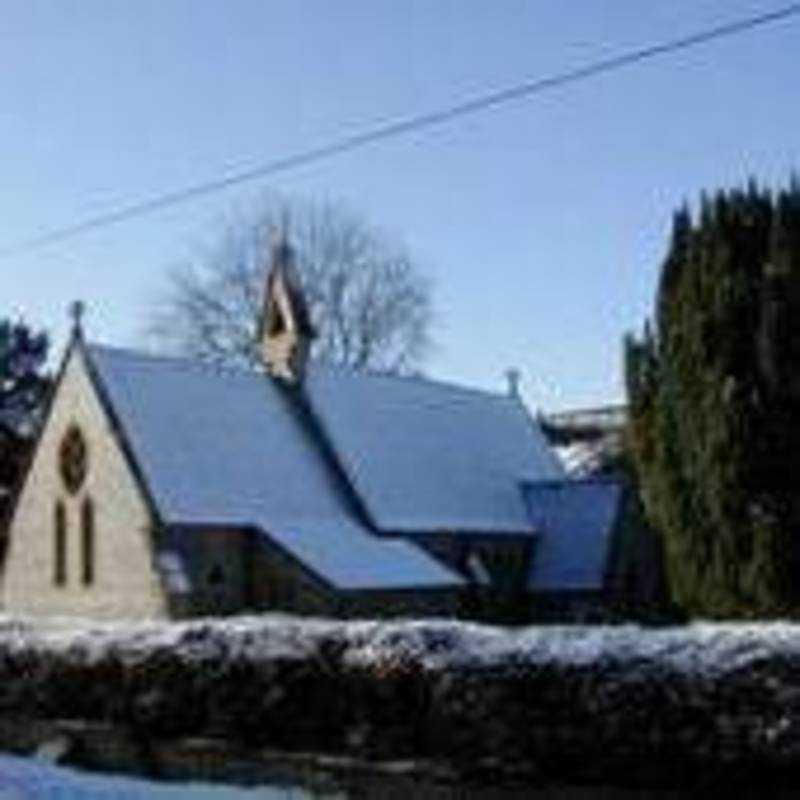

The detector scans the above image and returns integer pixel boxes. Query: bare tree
[148,194,433,374]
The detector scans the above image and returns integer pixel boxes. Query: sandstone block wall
[2,348,167,620]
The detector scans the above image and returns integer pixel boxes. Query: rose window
[59,426,88,495]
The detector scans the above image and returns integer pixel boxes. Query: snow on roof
[86,345,461,591]
[305,363,564,533]
[523,479,622,592]
[552,437,623,477]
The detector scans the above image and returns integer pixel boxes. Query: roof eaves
[382,524,537,538]
[167,521,340,594]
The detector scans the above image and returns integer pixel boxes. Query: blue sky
[1,1,798,411]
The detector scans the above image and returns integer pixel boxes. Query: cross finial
[271,210,291,249]
[69,300,86,338]
[270,215,295,273]
[279,206,291,242]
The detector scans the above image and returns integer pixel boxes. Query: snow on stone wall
[3,614,799,678]
[3,614,800,783]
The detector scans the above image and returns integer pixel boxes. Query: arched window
[54,501,66,587]
[81,498,95,586]
[267,300,287,336]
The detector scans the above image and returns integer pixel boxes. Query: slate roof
[305,363,564,533]
[523,478,622,592]
[85,344,462,591]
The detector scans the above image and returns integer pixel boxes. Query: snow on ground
[2,614,800,679]
[0,753,329,799]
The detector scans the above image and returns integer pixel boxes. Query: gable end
[2,339,168,619]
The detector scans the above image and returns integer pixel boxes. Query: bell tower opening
[258,231,314,382]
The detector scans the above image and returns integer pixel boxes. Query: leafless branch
[146,193,433,374]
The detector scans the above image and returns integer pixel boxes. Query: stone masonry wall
[2,618,800,789]
[1,347,167,620]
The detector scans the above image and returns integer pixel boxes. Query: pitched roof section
[523,478,622,592]
[304,364,564,533]
[85,344,461,591]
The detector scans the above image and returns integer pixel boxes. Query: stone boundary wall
[2,617,800,789]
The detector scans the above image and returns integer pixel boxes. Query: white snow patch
[0,753,333,799]
[2,614,800,680]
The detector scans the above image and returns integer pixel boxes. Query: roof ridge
[89,342,514,403]
[87,342,260,379]
[311,360,514,403]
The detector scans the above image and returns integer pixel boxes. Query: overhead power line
[2,2,799,258]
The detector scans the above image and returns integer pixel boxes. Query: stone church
[1,238,625,621]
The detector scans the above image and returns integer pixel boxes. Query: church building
[1,238,625,621]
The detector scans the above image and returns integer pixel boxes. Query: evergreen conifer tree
[625,179,799,617]
[0,320,48,505]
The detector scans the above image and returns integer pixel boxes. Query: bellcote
[259,233,314,382]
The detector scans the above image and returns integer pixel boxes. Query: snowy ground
[0,753,332,800]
